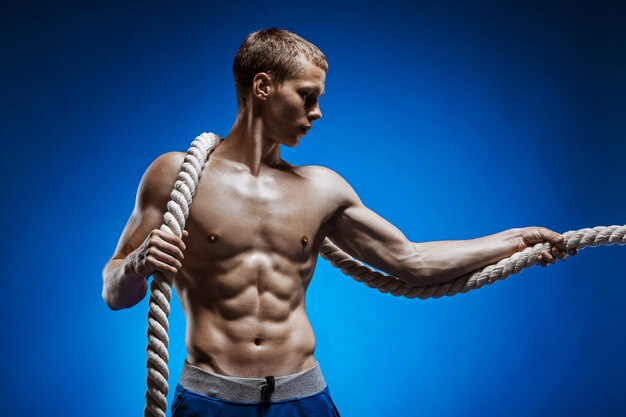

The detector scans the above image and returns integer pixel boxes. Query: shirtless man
[102,28,575,416]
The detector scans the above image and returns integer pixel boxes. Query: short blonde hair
[232,28,328,107]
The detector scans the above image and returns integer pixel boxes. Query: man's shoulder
[294,164,346,185]
[143,151,186,180]
[136,151,187,208]
[150,151,187,172]
[293,164,359,203]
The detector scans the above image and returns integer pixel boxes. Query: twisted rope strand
[144,133,221,417]
[319,225,626,299]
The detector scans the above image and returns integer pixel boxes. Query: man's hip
[171,358,341,416]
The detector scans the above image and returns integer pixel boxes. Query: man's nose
[308,103,322,121]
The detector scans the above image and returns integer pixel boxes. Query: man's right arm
[102,151,186,310]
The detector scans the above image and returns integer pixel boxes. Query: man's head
[232,28,328,109]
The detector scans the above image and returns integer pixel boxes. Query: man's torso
[173,152,341,377]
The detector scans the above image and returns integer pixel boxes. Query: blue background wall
[1,1,624,416]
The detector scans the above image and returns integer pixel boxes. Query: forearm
[401,228,522,287]
[101,257,148,310]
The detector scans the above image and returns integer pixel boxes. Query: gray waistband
[178,359,327,403]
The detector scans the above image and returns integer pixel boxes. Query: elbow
[101,275,148,311]
[101,260,133,311]
[101,273,126,311]
[101,270,118,311]
[400,264,435,287]
[397,243,436,287]
[101,265,116,310]
[102,289,122,311]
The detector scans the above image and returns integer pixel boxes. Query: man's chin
[283,135,303,148]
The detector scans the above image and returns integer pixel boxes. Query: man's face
[264,59,325,147]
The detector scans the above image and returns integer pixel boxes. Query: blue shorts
[171,359,341,416]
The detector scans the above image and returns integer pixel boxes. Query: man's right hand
[127,229,189,278]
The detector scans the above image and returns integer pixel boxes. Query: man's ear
[252,72,272,101]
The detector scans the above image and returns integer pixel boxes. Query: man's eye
[300,91,310,99]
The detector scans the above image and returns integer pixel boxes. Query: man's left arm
[323,172,574,288]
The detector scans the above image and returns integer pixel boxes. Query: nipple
[207,233,219,243]
[301,235,309,248]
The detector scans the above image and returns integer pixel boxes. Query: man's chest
[183,165,336,262]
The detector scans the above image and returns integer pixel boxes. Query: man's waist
[178,358,327,403]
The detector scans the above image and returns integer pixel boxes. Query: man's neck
[216,107,283,177]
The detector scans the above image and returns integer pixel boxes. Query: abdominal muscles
[177,249,318,377]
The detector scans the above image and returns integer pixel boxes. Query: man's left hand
[517,227,578,267]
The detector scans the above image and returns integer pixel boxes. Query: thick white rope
[320,226,626,299]
[144,132,221,417]
[143,131,624,415]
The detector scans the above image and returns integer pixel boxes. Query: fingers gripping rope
[319,225,626,299]
[144,132,221,417]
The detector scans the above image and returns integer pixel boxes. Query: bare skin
[102,58,575,378]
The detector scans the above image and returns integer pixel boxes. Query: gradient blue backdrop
[1,1,625,416]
